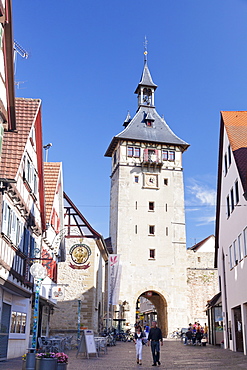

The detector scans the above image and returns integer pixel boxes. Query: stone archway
[136,290,168,337]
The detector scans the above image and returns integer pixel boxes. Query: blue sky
[12,0,247,247]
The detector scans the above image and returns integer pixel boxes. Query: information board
[76,329,97,358]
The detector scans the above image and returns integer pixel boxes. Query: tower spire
[144,36,148,63]
[135,39,157,107]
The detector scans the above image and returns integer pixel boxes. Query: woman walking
[134,325,145,365]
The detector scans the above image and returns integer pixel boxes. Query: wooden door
[234,306,244,352]
[0,303,11,360]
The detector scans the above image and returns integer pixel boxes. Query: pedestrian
[134,325,145,365]
[148,321,163,366]
[204,323,208,339]
[195,326,203,345]
[144,325,149,343]
[184,328,193,345]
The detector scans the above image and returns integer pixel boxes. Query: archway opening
[136,291,168,337]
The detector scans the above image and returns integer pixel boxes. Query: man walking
[148,321,163,366]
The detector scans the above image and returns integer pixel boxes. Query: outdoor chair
[64,335,73,351]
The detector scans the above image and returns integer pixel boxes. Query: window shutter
[30,164,34,190]
[51,209,56,228]
[155,149,159,163]
[2,201,8,234]
[7,208,12,237]
[56,217,60,234]
[23,228,30,256]
[24,155,28,181]
[30,236,35,258]
[19,223,24,252]
[33,173,37,194]
[11,212,17,245]
[144,149,148,162]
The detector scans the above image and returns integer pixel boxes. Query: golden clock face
[146,175,156,187]
[70,244,91,264]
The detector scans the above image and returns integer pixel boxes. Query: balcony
[142,149,162,167]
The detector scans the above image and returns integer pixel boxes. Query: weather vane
[144,36,148,62]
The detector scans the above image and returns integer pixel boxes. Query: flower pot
[26,353,36,370]
[36,357,58,370]
[57,364,68,370]
[22,360,26,370]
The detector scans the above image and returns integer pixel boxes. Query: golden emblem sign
[69,244,91,265]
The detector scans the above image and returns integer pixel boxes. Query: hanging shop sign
[69,244,91,270]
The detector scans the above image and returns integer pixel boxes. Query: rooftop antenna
[14,40,29,60]
[144,36,148,62]
[14,40,29,88]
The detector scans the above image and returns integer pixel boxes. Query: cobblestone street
[2,340,247,369]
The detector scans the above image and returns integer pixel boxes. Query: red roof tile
[0,98,41,179]
[221,111,247,194]
[43,162,61,222]
[221,111,247,151]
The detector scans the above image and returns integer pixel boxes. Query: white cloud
[186,179,216,206]
[185,207,200,212]
[196,215,216,226]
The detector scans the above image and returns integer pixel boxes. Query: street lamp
[43,143,52,162]
[30,263,47,350]
[76,293,84,342]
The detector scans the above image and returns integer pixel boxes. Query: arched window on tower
[143,88,152,105]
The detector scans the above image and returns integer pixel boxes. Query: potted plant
[22,352,36,370]
[36,352,57,370]
[22,353,26,370]
[55,352,69,369]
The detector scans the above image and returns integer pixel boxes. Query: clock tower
[105,57,189,336]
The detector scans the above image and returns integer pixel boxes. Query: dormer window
[144,112,154,127]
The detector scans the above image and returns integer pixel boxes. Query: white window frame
[233,239,237,265]
[238,234,243,261]
[149,249,155,259]
[168,151,175,161]
[229,245,233,269]
[243,227,247,257]
[235,180,239,205]
[226,195,230,218]
[230,188,234,212]
[149,225,155,235]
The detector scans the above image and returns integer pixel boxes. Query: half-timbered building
[0,98,44,359]
[50,192,108,342]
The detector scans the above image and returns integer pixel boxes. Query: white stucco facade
[216,115,247,354]
[107,101,189,336]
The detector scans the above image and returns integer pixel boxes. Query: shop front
[0,285,32,360]
[206,292,223,346]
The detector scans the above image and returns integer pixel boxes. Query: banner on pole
[108,254,121,305]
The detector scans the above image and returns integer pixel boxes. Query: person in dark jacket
[184,328,193,345]
[195,327,203,345]
[148,321,163,366]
